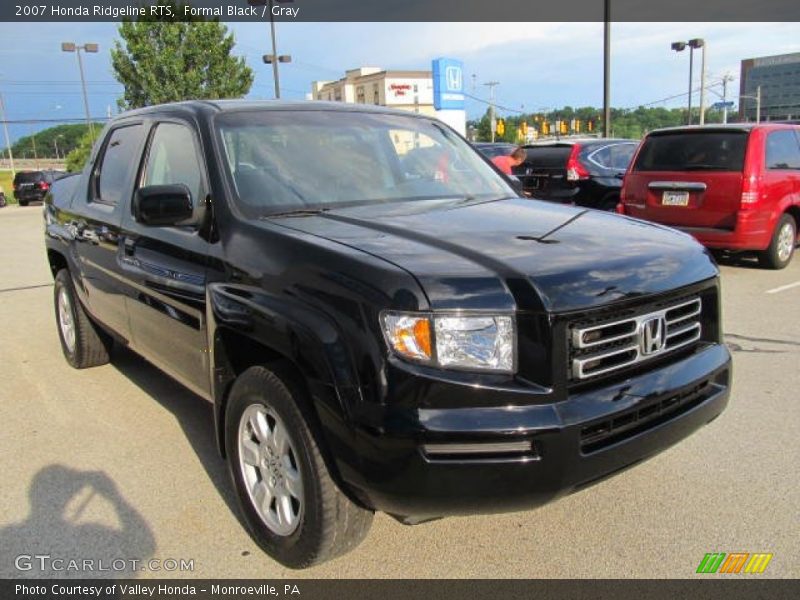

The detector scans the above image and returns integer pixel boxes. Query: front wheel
[18,199,29,207]
[759,214,796,270]
[225,366,373,568]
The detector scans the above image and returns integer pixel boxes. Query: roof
[114,99,434,121]
[647,122,800,136]
[523,137,635,147]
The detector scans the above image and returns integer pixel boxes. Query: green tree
[65,129,101,173]
[111,4,254,110]
[10,123,101,159]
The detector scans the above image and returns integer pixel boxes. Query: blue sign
[712,101,735,109]
[432,58,465,111]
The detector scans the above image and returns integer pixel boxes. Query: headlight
[381,312,515,373]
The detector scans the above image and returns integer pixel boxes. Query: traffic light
[575,119,582,133]
[559,120,568,135]
[521,121,528,136]
[496,119,505,137]
[588,119,595,132]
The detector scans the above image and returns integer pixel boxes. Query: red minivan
[619,124,800,269]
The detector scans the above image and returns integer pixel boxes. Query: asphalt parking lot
[0,204,798,579]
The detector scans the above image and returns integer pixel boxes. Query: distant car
[473,142,517,159]
[13,170,64,206]
[619,123,800,269]
[514,139,638,211]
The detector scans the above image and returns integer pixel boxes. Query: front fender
[207,282,363,453]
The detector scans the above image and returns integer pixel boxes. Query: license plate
[662,191,689,206]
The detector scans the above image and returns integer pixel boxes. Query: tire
[601,198,619,212]
[758,214,796,270]
[54,269,112,368]
[19,199,29,207]
[225,365,373,568]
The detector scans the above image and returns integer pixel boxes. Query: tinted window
[588,143,637,170]
[634,131,748,172]
[94,125,145,205]
[14,172,44,184]
[143,123,205,202]
[523,145,573,169]
[765,130,800,170]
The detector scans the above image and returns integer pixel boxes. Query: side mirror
[133,184,194,227]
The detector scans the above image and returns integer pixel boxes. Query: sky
[0,21,798,144]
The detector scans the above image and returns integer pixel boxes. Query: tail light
[565,145,589,182]
[740,173,760,209]
[38,181,50,191]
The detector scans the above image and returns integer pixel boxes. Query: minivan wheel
[759,214,796,270]
[225,366,373,568]
[54,269,112,368]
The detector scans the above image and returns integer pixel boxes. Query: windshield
[217,110,513,217]
[633,131,748,172]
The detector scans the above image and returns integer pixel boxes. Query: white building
[312,67,436,116]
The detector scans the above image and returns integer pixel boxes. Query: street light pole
[269,0,281,98]
[62,42,99,136]
[0,92,15,177]
[249,0,291,99]
[689,39,706,125]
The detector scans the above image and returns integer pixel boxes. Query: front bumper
[342,344,731,520]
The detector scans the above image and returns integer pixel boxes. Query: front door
[119,120,212,398]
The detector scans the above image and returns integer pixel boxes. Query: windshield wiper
[261,208,331,219]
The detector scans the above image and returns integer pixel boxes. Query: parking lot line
[765,281,800,295]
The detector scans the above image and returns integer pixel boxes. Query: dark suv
[44,101,731,568]
[13,170,63,206]
[515,139,637,211]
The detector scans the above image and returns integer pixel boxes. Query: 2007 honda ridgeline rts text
[44,101,731,568]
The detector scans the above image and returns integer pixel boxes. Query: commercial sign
[432,58,465,111]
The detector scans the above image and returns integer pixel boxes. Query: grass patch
[0,170,14,205]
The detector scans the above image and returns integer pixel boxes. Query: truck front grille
[570,297,702,381]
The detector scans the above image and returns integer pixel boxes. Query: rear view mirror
[133,184,194,227]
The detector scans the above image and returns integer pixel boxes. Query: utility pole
[0,92,15,176]
[603,0,611,138]
[483,81,500,142]
[721,73,734,124]
[698,42,707,125]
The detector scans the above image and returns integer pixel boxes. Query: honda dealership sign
[432,58,465,111]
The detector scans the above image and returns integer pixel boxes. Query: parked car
[44,101,731,568]
[513,138,638,211]
[13,170,64,206]
[619,123,800,269]
[473,142,517,159]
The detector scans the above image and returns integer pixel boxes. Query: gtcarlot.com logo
[696,552,773,574]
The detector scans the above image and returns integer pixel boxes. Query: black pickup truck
[44,101,731,568]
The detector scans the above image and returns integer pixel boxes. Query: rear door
[762,128,800,218]
[625,130,749,229]
[67,122,147,342]
[119,119,212,398]
[516,144,573,200]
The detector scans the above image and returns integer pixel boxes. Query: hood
[267,198,717,313]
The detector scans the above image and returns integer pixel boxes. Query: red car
[619,123,800,269]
